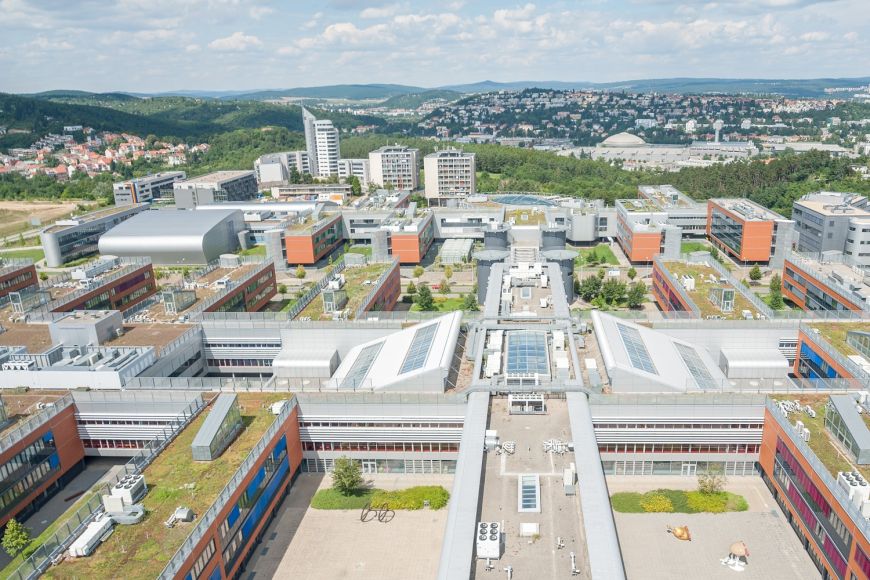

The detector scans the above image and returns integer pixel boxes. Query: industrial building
[98,209,246,265]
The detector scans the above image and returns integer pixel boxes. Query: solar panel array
[506,331,550,376]
[674,343,716,388]
[616,323,658,375]
[340,342,383,388]
[399,322,439,374]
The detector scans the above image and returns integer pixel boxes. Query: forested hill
[0,93,386,147]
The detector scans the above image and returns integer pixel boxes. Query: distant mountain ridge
[18,76,870,104]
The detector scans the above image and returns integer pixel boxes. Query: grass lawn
[238,245,267,257]
[345,245,372,257]
[796,396,869,480]
[0,248,45,262]
[312,486,449,510]
[611,489,749,514]
[681,241,711,254]
[410,296,466,312]
[664,261,757,319]
[572,243,619,266]
[46,393,287,580]
[296,263,390,321]
[759,292,791,310]
[62,255,98,268]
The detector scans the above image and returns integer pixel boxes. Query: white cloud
[208,31,262,51]
[360,4,401,19]
[799,31,829,42]
[250,5,274,20]
[185,43,201,52]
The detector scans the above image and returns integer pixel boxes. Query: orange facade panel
[783,259,865,313]
[626,231,662,262]
[707,201,774,262]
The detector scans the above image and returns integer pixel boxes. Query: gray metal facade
[40,204,149,267]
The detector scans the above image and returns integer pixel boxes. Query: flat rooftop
[0,390,69,438]
[711,198,784,222]
[613,477,817,580]
[296,262,392,321]
[619,198,668,213]
[662,261,760,320]
[796,198,870,217]
[506,208,548,225]
[47,392,288,580]
[0,321,52,353]
[806,322,870,360]
[178,170,254,185]
[787,253,870,304]
[638,185,697,209]
[103,323,195,353]
[44,204,143,233]
[475,398,591,579]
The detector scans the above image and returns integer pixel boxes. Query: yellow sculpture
[666,525,692,541]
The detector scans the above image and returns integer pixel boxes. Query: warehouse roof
[100,208,242,238]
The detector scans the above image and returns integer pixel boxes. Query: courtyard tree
[627,267,637,280]
[626,281,646,309]
[295,265,306,279]
[2,518,30,559]
[415,284,435,311]
[331,457,363,495]
[749,265,762,281]
[769,274,784,309]
[462,293,479,311]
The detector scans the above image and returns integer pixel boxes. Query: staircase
[512,246,538,264]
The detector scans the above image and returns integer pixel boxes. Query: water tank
[474,249,510,304]
[541,226,567,252]
[371,230,390,263]
[483,225,510,250]
[542,249,576,302]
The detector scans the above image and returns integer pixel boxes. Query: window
[399,323,439,374]
[617,323,657,374]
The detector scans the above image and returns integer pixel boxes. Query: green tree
[601,278,627,305]
[578,275,602,302]
[331,457,363,496]
[39,271,48,281]
[627,267,637,280]
[348,175,362,196]
[277,284,287,295]
[2,518,30,559]
[749,265,762,281]
[412,265,424,278]
[439,279,451,294]
[626,281,646,308]
[295,265,306,279]
[415,284,435,311]
[444,265,453,279]
[406,280,417,295]
[597,267,606,279]
[698,467,727,495]
[462,293,479,311]
[769,273,784,309]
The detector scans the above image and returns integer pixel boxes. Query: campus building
[615,199,681,263]
[707,198,795,267]
[783,252,870,314]
[0,259,38,301]
[40,204,149,267]
[254,151,309,186]
[792,191,870,267]
[173,171,258,209]
[337,158,370,189]
[112,172,186,206]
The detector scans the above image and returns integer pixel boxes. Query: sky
[0,0,868,93]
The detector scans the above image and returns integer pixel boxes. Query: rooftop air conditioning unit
[476,522,502,560]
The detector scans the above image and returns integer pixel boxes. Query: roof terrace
[663,261,760,319]
[712,198,784,222]
[46,392,288,580]
[296,262,393,321]
[806,322,870,360]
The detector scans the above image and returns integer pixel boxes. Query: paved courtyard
[611,476,819,580]
[261,473,451,580]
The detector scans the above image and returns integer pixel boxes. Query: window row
[302,441,459,452]
[594,422,763,430]
[599,443,760,454]
[301,421,463,429]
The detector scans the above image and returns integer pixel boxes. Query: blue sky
[0,0,867,93]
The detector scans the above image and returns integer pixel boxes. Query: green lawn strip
[311,486,449,510]
[680,241,710,254]
[345,245,372,257]
[409,297,465,312]
[572,243,619,266]
[0,248,45,262]
[238,245,266,257]
[0,489,101,577]
[611,489,748,514]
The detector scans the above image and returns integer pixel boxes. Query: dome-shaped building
[600,132,646,147]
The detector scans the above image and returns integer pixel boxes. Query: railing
[189,262,270,315]
[0,394,74,453]
[354,259,398,319]
[7,395,206,580]
[42,259,152,313]
[652,255,701,317]
[787,251,870,314]
[799,323,869,379]
[282,257,346,320]
[159,396,298,579]
[699,254,776,319]
[157,326,202,357]
[765,398,870,539]
[123,375,379,393]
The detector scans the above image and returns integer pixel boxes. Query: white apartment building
[424,149,476,200]
[302,107,319,176]
[314,120,340,178]
[338,158,370,189]
[254,151,309,185]
[369,145,419,191]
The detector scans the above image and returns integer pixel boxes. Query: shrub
[640,492,674,513]
[686,491,728,513]
[331,456,363,495]
[610,492,644,513]
[370,486,450,510]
